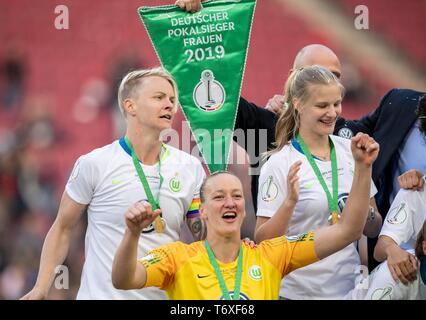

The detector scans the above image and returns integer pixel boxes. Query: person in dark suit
[235,45,425,218]
[346,89,426,271]
[235,44,425,270]
[342,88,425,215]
[235,44,344,211]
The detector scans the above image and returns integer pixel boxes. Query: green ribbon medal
[124,136,166,233]
[296,134,340,224]
[138,0,256,173]
[205,240,243,300]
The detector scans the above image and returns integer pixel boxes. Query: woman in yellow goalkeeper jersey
[112,133,379,300]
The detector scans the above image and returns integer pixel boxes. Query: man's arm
[21,192,86,299]
[265,94,286,115]
[235,97,277,132]
[112,202,161,290]
[334,116,374,138]
[314,133,379,259]
[336,89,401,139]
[234,97,277,158]
[334,92,395,138]
[175,0,204,12]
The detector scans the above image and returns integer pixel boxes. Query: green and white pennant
[139,0,256,173]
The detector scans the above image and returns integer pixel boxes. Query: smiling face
[125,75,177,133]
[200,173,246,238]
[296,83,343,137]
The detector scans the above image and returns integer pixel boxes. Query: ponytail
[269,65,345,155]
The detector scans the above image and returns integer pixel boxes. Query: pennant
[139,0,256,173]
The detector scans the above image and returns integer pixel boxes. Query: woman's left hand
[350,133,380,167]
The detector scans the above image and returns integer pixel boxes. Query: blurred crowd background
[0,0,425,299]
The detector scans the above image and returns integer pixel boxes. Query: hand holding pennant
[138,0,257,173]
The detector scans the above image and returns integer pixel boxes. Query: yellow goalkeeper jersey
[139,231,318,300]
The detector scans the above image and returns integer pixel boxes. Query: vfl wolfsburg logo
[386,202,407,225]
[249,265,262,281]
[261,176,278,202]
[169,176,182,192]
[337,193,349,213]
[193,70,225,112]
[338,127,354,139]
[371,286,393,300]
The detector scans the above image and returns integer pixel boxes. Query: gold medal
[328,211,341,225]
[154,216,166,233]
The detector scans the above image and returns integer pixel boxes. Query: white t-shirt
[257,135,377,299]
[347,185,426,300]
[379,186,426,250]
[366,252,426,300]
[66,139,205,299]
[346,249,426,300]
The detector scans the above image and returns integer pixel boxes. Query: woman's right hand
[125,202,161,236]
[286,161,301,204]
[398,169,425,191]
[386,245,418,284]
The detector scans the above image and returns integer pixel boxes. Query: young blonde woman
[21,67,206,300]
[255,66,382,299]
[113,135,379,300]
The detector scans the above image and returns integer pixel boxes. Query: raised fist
[350,133,379,167]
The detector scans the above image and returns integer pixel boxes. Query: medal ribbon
[205,240,243,300]
[124,136,163,210]
[296,134,339,223]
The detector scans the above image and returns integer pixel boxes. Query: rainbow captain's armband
[186,198,200,218]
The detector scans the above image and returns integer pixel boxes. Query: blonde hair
[270,65,345,154]
[117,67,178,117]
[200,171,240,203]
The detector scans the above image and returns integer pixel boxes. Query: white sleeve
[185,160,205,219]
[256,158,288,218]
[193,161,206,199]
[65,155,98,205]
[365,261,405,300]
[379,189,415,245]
